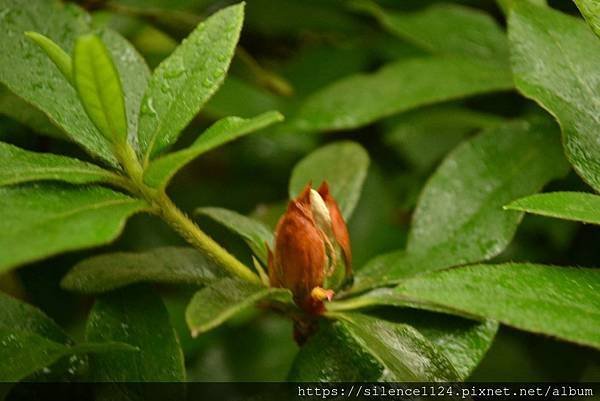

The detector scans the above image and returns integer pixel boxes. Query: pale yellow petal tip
[311,287,335,302]
[191,329,200,338]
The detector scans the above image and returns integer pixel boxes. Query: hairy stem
[117,143,262,285]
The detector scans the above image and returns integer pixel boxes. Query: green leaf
[289,141,369,219]
[509,2,600,192]
[138,3,245,161]
[0,85,64,139]
[24,31,73,83]
[0,329,136,382]
[383,105,504,171]
[0,184,147,273]
[505,191,600,225]
[195,208,273,265]
[353,1,509,61]
[393,263,600,349]
[61,246,224,293]
[0,142,124,187]
[286,56,512,134]
[328,296,498,379]
[186,278,291,337]
[0,292,69,344]
[144,111,283,189]
[0,0,148,166]
[574,0,600,39]
[357,119,569,289]
[73,34,128,144]
[86,286,186,382]
[290,314,459,381]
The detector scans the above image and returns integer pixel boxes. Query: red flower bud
[268,182,352,314]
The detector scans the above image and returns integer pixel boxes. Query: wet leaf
[86,286,186,382]
[25,32,73,83]
[0,142,123,187]
[505,191,600,225]
[195,208,273,265]
[144,111,283,189]
[289,141,369,219]
[289,314,460,381]
[393,263,600,349]
[73,34,128,144]
[509,2,600,192]
[286,56,512,134]
[138,3,244,161]
[61,246,224,294]
[0,184,147,273]
[186,278,291,337]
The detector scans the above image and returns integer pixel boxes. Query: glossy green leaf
[354,1,509,61]
[0,292,69,344]
[73,34,128,144]
[383,105,504,171]
[0,142,124,187]
[0,0,148,166]
[61,246,224,294]
[195,208,273,264]
[509,2,600,192]
[186,278,291,337]
[290,314,459,381]
[138,3,244,161]
[356,119,568,289]
[497,0,546,14]
[328,294,498,379]
[505,191,600,225]
[144,111,283,189]
[289,141,369,219]
[24,32,73,83]
[393,263,600,349]
[574,0,600,39]
[0,184,147,273]
[286,56,512,134]
[0,85,64,139]
[0,330,136,382]
[86,286,186,382]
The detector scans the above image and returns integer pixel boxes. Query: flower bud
[268,182,352,314]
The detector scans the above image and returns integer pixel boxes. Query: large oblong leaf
[393,263,600,349]
[509,2,600,192]
[144,111,283,189]
[506,192,600,225]
[186,278,291,337]
[289,314,459,381]
[0,142,124,187]
[138,3,245,161]
[73,34,128,144]
[286,56,512,134]
[195,207,274,264]
[289,141,369,219]
[0,184,148,273]
[61,247,224,294]
[356,119,569,289]
[86,286,185,383]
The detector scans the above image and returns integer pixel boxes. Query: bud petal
[318,182,352,277]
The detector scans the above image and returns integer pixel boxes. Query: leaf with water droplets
[289,313,460,381]
[25,31,73,83]
[144,111,283,189]
[0,0,149,166]
[289,141,369,220]
[392,263,600,349]
[61,246,224,294]
[186,278,292,337]
[195,207,273,265]
[355,118,569,289]
[0,184,148,273]
[509,2,600,192]
[505,191,600,225]
[86,285,186,389]
[0,142,124,187]
[138,3,245,161]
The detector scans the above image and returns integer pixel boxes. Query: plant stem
[117,143,262,285]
